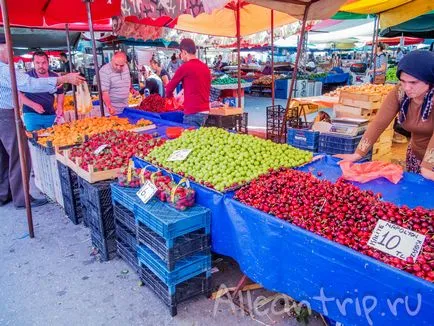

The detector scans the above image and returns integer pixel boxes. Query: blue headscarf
[397,50,434,124]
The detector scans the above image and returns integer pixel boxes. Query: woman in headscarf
[336,50,434,181]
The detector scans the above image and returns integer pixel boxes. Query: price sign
[136,180,158,204]
[167,149,192,162]
[94,144,108,155]
[368,220,426,261]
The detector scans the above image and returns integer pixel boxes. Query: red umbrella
[0,0,121,26]
[366,36,424,46]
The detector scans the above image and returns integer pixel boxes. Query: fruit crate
[114,203,136,233]
[266,105,288,143]
[115,219,137,250]
[287,128,320,152]
[137,221,210,271]
[111,184,211,241]
[58,162,82,224]
[117,237,138,272]
[139,263,211,317]
[78,178,115,261]
[318,133,373,161]
[137,244,211,288]
[90,223,117,261]
[205,113,248,133]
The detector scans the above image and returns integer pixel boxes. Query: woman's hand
[334,153,363,162]
[421,167,434,181]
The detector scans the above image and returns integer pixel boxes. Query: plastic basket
[114,203,136,233]
[117,238,138,272]
[58,162,82,225]
[318,134,363,154]
[115,221,137,250]
[287,128,320,152]
[90,225,117,261]
[139,264,211,317]
[137,245,210,287]
[137,221,210,271]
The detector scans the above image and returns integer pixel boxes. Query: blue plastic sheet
[299,155,434,209]
[119,108,191,138]
[319,72,350,85]
[132,155,434,325]
[121,108,185,124]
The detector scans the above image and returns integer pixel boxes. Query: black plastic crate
[266,105,288,143]
[58,162,82,225]
[78,178,114,232]
[139,264,211,317]
[116,237,138,272]
[115,220,137,250]
[137,221,210,271]
[90,223,117,261]
[205,114,245,132]
[114,204,136,233]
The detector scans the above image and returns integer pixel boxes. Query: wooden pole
[65,23,79,120]
[84,0,105,116]
[279,2,311,142]
[0,0,34,238]
[236,0,242,108]
[271,9,275,106]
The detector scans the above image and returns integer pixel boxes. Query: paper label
[136,180,157,204]
[94,144,108,155]
[167,149,192,162]
[368,220,426,261]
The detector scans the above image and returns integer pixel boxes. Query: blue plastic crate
[274,89,287,99]
[111,184,141,213]
[139,264,211,317]
[137,245,210,288]
[287,128,319,151]
[134,200,211,243]
[111,184,210,243]
[318,133,363,155]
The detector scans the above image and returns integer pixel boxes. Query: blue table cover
[132,154,434,325]
[122,108,184,124]
[318,72,350,85]
[119,108,191,139]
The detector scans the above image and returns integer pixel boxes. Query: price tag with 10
[368,220,426,261]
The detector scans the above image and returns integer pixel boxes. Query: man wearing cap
[0,36,84,208]
[165,39,211,127]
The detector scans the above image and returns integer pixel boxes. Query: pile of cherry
[234,168,434,282]
[69,130,165,171]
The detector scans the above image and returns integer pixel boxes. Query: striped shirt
[99,63,131,113]
[0,62,57,110]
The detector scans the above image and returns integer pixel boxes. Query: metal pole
[271,9,275,106]
[0,0,34,238]
[65,23,79,120]
[372,14,380,80]
[370,15,378,70]
[280,3,311,142]
[84,0,104,116]
[236,0,242,108]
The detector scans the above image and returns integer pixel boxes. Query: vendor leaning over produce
[165,39,211,127]
[336,50,434,182]
[0,36,84,208]
[99,52,137,115]
[19,51,64,131]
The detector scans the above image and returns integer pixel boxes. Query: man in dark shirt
[20,51,64,131]
[60,52,75,92]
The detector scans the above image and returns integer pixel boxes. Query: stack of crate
[111,184,212,317]
[333,90,393,160]
[29,140,63,207]
[78,178,116,261]
[57,162,83,225]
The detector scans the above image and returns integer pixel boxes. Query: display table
[132,155,434,326]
